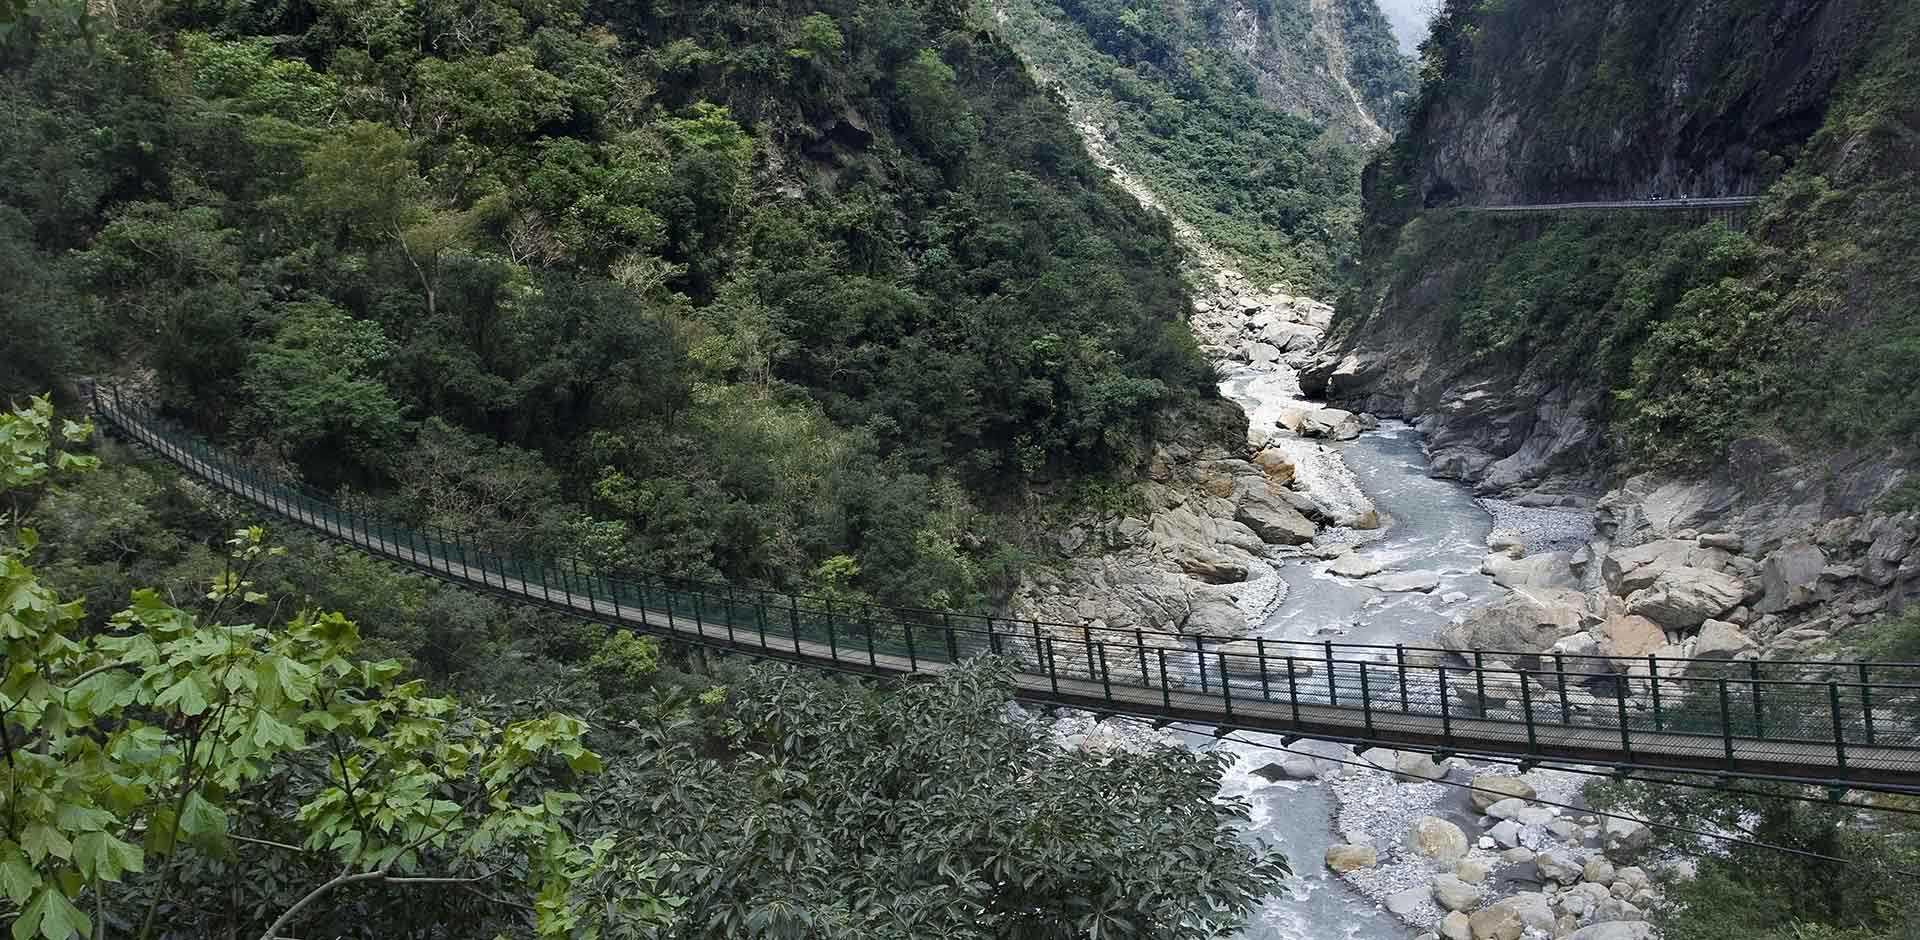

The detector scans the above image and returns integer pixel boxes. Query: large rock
[1692,619,1757,660]
[1178,549,1250,584]
[1252,448,1296,485]
[1602,615,1667,659]
[1325,844,1378,873]
[1602,816,1653,860]
[1441,590,1587,655]
[1501,893,1556,932]
[1485,798,1530,821]
[1482,551,1579,590]
[1863,517,1916,586]
[1247,341,1282,365]
[1376,570,1444,593]
[1534,849,1585,885]
[1301,408,1363,441]
[1467,906,1522,940]
[1469,775,1537,811]
[1328,553,1387,579]
[1549,631,1618,676]
[1757,541,1826,613]
[1393,750,1453,782]
[1603,539,1733,595]
[1431,874,1485,913]
[1409,817,1471,864]
[1440,911,1473,940]
[1624,566,1745,630]
[1234,480,1318,546]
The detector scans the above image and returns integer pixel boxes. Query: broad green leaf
[71,831,144,882]
[178,791,229,852]
[12,886,90,940]
[154,674,212,716]
[20,824,71,864]
[0,852,38,904]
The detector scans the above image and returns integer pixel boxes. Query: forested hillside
[994,0,1412,291]
[0,0,1225,613]
[0,3,1291,937]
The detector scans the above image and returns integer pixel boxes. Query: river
[1199,364,1502,940]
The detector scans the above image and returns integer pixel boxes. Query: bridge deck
[93,392,1920,793]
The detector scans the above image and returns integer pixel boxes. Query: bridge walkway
[91,389,1920,794]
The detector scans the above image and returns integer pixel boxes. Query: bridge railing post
[1555,653,1571,723]
[1046,639,1060,695]
[1218,653,1231,719]
[1137,629,1150,688]
[1519,669,1538,754]
[1615,680,1633,763]
[1195,636,1208,693]
[1858,664,1876,745]
[1285,657,1301,725]
[1648,656,1664,732]
[904,614,917,670]
[1748,660,1764,737]
[1359,662,1374,736]
[1324,642,1337,707]
[1100,644,1114,702]
[1828,682,1849,775]
[1437,665,1452,747]
[944,612,958,663]
[1157,649,1171,711]
[789,598,803,657]
[825,599,838,661]
[1396,645,1410,714]
[1717,679,1735,770]
[1257,639,1270,702]
[864,606,877,669]
[1474,651,1487,719]
[1084,626,1097,682]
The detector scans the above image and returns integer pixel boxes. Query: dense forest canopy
[0,0,1219,610]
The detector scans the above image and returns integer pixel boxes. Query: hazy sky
[1373,0,1436,55]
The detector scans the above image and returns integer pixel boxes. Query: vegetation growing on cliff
[0,0,1224,611]
[1339,0,1920,471]
[994,0,1410,291]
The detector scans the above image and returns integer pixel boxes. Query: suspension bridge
[91,388,1920,794]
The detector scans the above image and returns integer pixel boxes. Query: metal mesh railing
[93,387,1920,789]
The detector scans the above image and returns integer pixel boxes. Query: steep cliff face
[1305,0,1920,658]
[1398,0,1880,206]
[1310,0,1918,497]
[1199,0,1414,141]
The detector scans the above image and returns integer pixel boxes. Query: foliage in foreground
[1589,777,1919,940]
[2,397,656,940]
[5,395,1287,939]
[590,658,1288,939]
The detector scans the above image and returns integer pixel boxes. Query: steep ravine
[1021,66,1684,940]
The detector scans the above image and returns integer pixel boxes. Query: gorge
[1,0,1915,938]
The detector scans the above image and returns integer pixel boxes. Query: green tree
[594,658,1286,939]
[0,398,667,940]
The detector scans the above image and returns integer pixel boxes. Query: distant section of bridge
[92,388,1920,794]
[1460,196,1761,227]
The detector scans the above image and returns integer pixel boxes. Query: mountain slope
[0,0,1236,610]
[993,0,1413,292]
